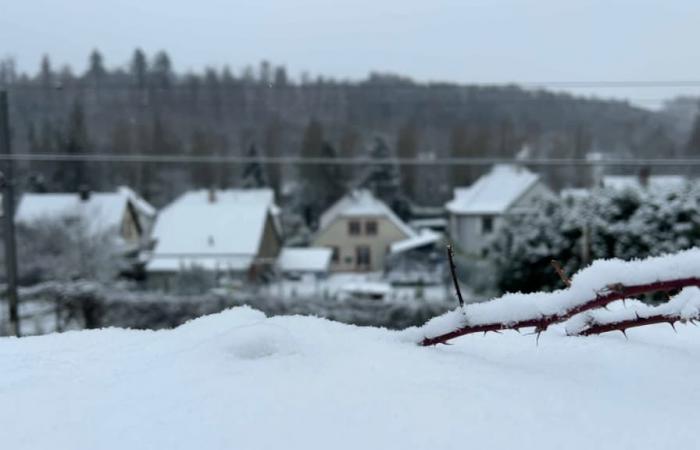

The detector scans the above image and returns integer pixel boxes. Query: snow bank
[3,306,700,449]
[410,248,700,342]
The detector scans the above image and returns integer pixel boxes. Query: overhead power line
[3,153,700,167]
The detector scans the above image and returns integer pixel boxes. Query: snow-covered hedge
[491,184,700,293]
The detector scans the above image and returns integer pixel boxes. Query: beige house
[312,190,415,272]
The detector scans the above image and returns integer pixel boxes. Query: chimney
[78,185,91,202]
[638,166,650,189]
[208,187,217,203]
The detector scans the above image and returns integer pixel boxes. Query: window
[331,247,339,264]
[348,220,361,236]
[355,245,371,270]
[482,216,493,234]
[365,220,378,235]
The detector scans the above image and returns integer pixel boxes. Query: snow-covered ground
[264,272,452,303]
[2,306,700,450]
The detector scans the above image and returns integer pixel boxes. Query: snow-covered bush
[491,184,700,293]
[16,216,120,285]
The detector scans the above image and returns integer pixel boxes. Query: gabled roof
[276,247,332,273]
[319,189,415,238]
[446,164,541,215]
[14,186,154,234]
[147,189,278,272]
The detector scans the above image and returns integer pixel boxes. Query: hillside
[2,54,692,206]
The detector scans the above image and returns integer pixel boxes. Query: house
[146,189,282,289]
[312,190,416,272]
[276,247,332,280]
[446,165,554,256]
[14,186,156,255]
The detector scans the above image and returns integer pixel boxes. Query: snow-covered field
[2,306,700,450]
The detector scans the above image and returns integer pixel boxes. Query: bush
[491,184,700,294]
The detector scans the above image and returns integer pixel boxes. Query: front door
[355,245,371,271]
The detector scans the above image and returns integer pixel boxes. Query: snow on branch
[415,248,700,346]
[566,287,700,337]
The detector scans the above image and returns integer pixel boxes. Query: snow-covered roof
[276,247,332,273]
[602,175,687,192]
[319,190,415,237]
[15,187,156,236]
[390,229,441,255]
[117,186,156,218]
[446,165,541,215]
[446,164,540,214]
[147,189,278,273]
[16,192,123,234]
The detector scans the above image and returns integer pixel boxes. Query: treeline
[0,49,695,211]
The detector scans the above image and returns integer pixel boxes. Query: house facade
[312,190,415,272]
[446,165,554,256]
[146,189,282,290]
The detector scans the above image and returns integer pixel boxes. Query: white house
[15,186,156,254]
[446,165,554,256]
[146,189,282,288]
[312,190,415,272]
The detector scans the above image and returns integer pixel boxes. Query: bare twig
[446,245,465,309]
[550,260,571,286]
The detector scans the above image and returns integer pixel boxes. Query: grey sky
[2,0,699,107]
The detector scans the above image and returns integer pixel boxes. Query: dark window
[348,220,361,236]
[482,216,493,234]
[356,245,371,269]
[331,247,339,263]
[365,220,378,235]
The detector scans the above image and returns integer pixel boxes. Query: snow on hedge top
[446,164,540,215]
[4,306,700,450]
[319,189,415,237]
[277,247,332,273]
[15,187,154,234]
[602,175,687,192]
[147,189,277,272]
[409,247,700,342]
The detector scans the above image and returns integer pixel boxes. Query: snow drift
[2,305,700,450]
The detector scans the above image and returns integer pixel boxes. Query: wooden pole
[0,89,20,336]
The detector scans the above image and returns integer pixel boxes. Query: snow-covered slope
[2,307,700,450]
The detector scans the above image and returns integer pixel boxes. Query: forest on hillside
[1,49,699,216]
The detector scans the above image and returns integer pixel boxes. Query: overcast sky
[2,0,700,107]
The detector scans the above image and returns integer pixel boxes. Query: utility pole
[0,89,20,337]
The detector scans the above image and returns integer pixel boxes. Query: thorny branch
[420,277,700,346]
